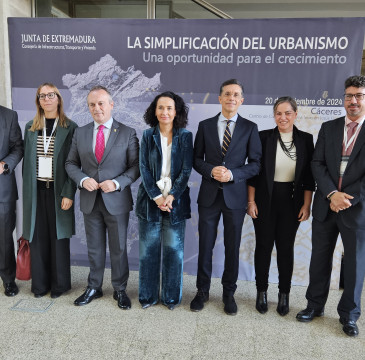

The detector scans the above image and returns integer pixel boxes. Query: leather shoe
[223,295,237,315]
[296,307,324,322]
[190,290,209,312]
[256,291,268,314]
[276,292,289,316]
[4,282,19,297]
[113,290,131,310]
[339,318,359,337]
[34,290,48,298]
[167,304,175,311]
[51,291,63,299]
[74,287,103,306]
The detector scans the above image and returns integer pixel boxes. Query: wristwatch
[2,163,9,175]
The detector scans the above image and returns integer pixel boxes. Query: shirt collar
[94,117,113,130]
[345,115,365,125]
[218,112,238,123]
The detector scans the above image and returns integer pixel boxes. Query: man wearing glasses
[297,75,365,337]
[190,79,261,315]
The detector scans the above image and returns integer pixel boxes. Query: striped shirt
[37,119,56,181]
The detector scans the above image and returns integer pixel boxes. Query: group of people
[1,76,365,338]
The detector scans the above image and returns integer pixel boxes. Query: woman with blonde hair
[23,83,78,298]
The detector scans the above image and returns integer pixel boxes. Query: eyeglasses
[38,92,57,100]
[343,93,365,101]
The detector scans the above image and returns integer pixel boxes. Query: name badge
[38,156,53,178]
[339,161,347,176]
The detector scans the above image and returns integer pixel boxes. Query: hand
[0,161,4,175]
[155,196,168,212]
[99,180,116,193]
[212,166,231,182]
[247,202,258,218]
[82,178,99,192]
[61,197,73,210]
[330,192,353,212]
[162,194,174,213]
[298,205,310,222]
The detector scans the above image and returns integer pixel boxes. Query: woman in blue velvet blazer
[136,91,193,310]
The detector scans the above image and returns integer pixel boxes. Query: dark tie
[222,120,232,156]
[95,125,105,163]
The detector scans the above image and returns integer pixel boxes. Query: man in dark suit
[66,86,139,309]
[296,75,365,337]
[190,79,261,315]
[0,105,23,296]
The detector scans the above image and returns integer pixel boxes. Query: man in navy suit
[0,105,23,296]
[190,79,261,315]
[297,75,365,337]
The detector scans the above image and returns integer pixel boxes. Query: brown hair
[29,82,69,132]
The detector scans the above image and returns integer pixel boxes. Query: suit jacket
[136,126,193,224]
[248,126,315,219]
[0,106,23,203]
[194,113,261,209]
[312,116,365,229]
[22,119,78,241]
[65,119,140,215]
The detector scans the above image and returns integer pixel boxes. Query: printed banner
[8,17,365,287]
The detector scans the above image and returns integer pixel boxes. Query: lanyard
[343,117,365,152]
[43,117,58,155]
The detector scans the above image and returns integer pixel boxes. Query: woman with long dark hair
[136,91,193,310]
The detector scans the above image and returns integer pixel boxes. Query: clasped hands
[155,194,174,212]
[329,192,353,213]
[83,178,116,193]
[212,166,231,183]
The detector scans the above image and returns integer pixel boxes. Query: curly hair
[345,75,365,90]
[143,91,189,128]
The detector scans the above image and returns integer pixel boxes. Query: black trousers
[0,201,16,284]
[306,213,365,321]
[30,181,71,295]
[196,189,246,296]
[254,182,300,293]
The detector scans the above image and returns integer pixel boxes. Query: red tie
[95,125,105,163]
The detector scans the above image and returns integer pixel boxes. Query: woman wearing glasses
[247,96,315,316]
[23,83,78,298]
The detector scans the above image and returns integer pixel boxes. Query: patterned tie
[95,125,105,163]
[338,121,358,190]
[345,122,358,156]
[222,120,232,156]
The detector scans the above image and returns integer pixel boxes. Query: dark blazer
[65,119,140,215]
[22,119,77,241]
[0,106,23,203]
[136,126,193,225]
[194,113,261,209]
[248,126,315,219]
[312,116,365,229]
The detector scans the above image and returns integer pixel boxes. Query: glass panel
[36,0,148,19]
[156,0,219,19]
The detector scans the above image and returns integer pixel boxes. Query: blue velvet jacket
[136,126,193,224]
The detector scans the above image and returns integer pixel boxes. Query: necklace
[278,132,297,161]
